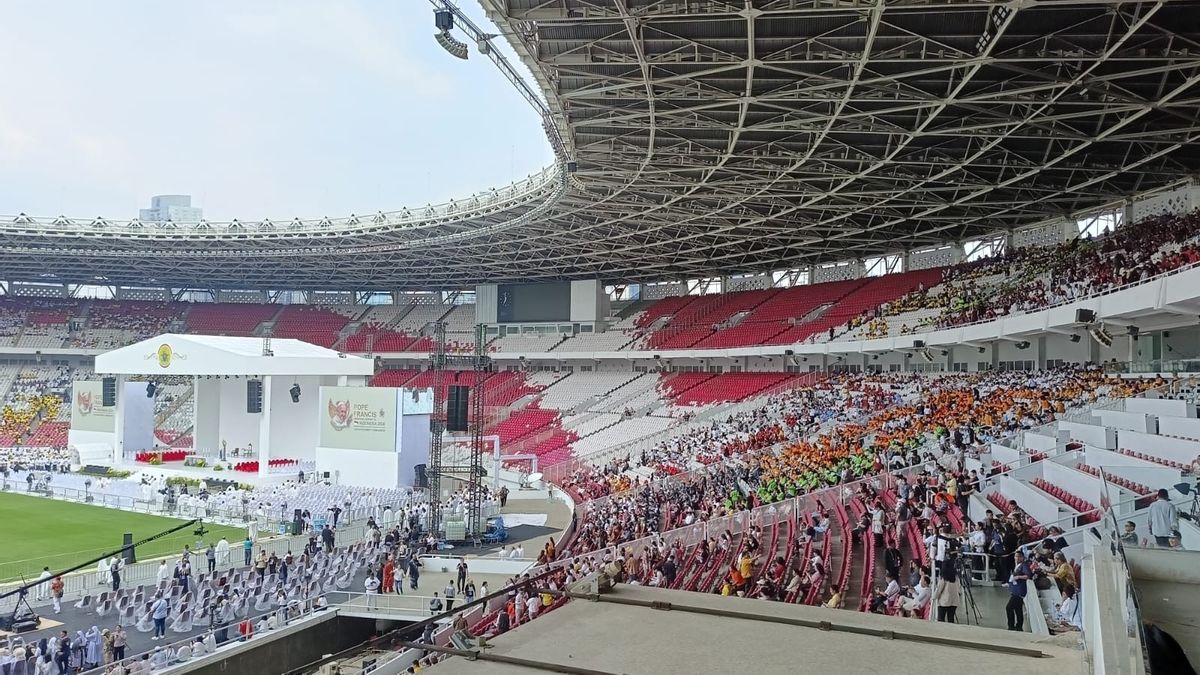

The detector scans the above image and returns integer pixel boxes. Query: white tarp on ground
[501,513,548,528]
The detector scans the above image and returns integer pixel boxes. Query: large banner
[70,381,115,433]
[320,386,398,452]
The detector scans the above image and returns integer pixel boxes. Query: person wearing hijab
[84,626,102,668]
[72,630,86,669]
[35,652,54,675]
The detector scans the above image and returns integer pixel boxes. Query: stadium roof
[3,0,1199,290]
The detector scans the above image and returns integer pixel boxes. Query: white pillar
[258,376,273,480]
[193,377,221,458]
[112,375,126,462]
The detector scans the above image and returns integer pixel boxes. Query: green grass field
[0,491,245,581]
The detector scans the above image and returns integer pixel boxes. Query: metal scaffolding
[426,320,490,539]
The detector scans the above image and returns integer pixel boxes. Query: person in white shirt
[35,567,51,601]
[364,573,380,610]
[157,560,171,584]
[901,575,932,617]
[1048,585,1083,633]
[525,594,540,620]
[1148,489,1180,547]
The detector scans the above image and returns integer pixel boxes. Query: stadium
[0,0,1198,673]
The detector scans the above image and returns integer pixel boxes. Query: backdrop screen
[70,381,115,433]
[497,282,571,322]
[319,387,398,452]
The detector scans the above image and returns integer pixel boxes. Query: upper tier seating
[271,305,352,348]
[849,209,1200,337]
[185,303,278,336]
[553,330,636,352]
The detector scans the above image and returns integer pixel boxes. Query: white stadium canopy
[94,334,374,378]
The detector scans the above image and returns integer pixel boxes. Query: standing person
[321,524,335,553]
[157,559,171,585]
[456,557,468,593]
[499,485,508,508]
[36,566,52,601]
[364,571,380,610]
[84,626,101,669]
[151,593,170,640]
[933,560,961,623]
[206,543,217,574]
[243,535,254,567]
[110,558,122,592]
[1005,551,1032,631]
[382,557,395,595]
[50,575,64,614]
[444,582,456,612]
[429,592,443,616]
[178,558,192,595]
[96,556,110,587]
[408,556,420,590]
[255,551,267,579]
[216,536,231,568]
[112,625,127,662]
[464,578,476,605]
[1149,489,1180,547]
[55,631,70,674]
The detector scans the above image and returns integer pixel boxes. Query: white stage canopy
[79,334,377,474]
[95,334,375,377]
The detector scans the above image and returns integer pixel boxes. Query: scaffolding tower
[426,320,490,539]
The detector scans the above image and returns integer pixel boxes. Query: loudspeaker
[1075,309,1096,324]
[414,464,428,489]
[913,340,925,349]
[434,9,454,31]
[567,161,578,173]
[447,385,470,432]
[247,380,263,414]
[102,377,117,407]
[289,383,301,403]
[122,532,136,564]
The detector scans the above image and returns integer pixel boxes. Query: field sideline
[0,490,245,581]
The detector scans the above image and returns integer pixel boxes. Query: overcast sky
[0,1,551,221]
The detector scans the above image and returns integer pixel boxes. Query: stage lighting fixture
[290,384,301,403]
[1015,341,1030,350]
[435,30,469,60]
[977,347,986,354]
[1069,334,1082,343]
[1127,326,1140,339]
[146,382,157,398]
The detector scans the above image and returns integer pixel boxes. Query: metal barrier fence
[0,522,371,607]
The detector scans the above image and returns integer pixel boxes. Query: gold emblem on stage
[157,343,174,368]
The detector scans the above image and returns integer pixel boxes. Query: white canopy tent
[89,334,375,476]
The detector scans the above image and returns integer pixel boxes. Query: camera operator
[924,525,959,566]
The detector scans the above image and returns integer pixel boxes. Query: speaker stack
[447,385,470,432]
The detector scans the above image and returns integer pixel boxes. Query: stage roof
[94,334,375,377]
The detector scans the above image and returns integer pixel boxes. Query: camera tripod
[954,554,983,625]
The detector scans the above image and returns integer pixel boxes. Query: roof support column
[258,376,273,481]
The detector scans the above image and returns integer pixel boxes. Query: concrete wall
[183,614,377,675]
